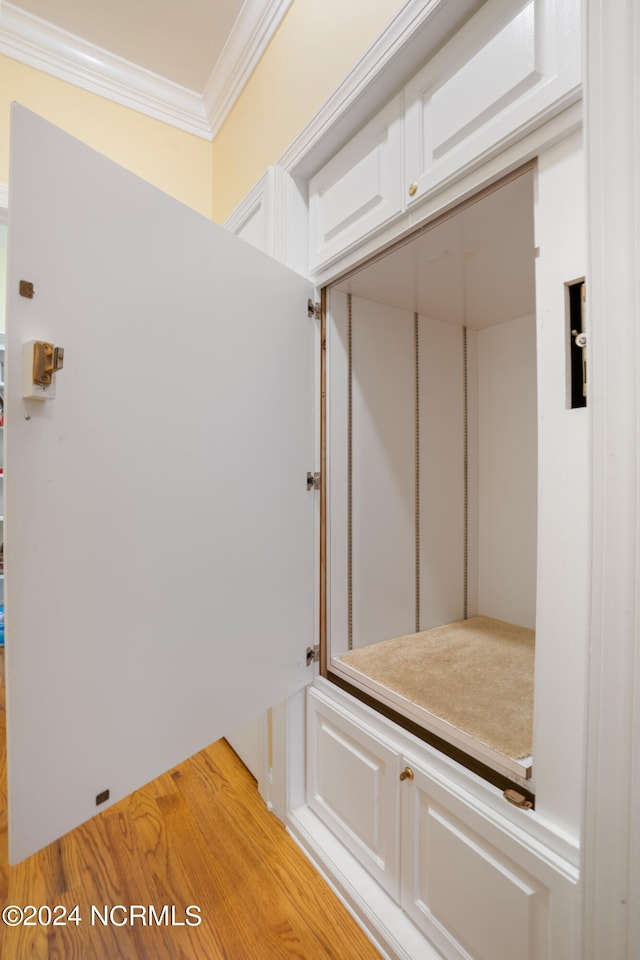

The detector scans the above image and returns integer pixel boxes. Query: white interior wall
[351,297,415,647]
[418,313,466,628]
[329,298,537,656]
[476,314,538,629]
[327,173,539,659]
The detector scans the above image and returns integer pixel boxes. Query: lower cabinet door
[400,761,578,960]
[307,688,402,898]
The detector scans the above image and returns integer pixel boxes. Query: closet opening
[322,165,538,795]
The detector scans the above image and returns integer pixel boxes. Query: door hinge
[307,298,321,319]
[306,471,320,491]
[306,645,319,666]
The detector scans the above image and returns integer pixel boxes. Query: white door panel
[5,106,315,862]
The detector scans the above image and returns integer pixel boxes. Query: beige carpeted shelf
[339,616,534,761]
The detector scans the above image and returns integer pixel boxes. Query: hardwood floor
[0,651,382,959]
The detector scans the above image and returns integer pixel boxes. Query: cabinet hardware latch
[306,645,319,666]
[23,339,65,400]
[400,767,414,781]
[307,299,321,319]
[306,471,321,491]
[503,788,533,810]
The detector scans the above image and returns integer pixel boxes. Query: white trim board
[0,0,292,141]
[582,0,640,957]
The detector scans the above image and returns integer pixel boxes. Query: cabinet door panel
[5,106,315,862]
[307,687,401,898]
[404,0,580,207]
[401,763,578,960]
[309,97,403,273]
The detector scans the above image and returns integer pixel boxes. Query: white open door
[4,106,316,863]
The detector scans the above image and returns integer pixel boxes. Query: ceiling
[335,171,536,330]
[9,0,246,92]
[0,0,292,138]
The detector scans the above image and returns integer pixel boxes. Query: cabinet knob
[400,766,414,782]
[408,183,418,197]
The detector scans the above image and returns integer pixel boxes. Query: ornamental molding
[0,0,293,141]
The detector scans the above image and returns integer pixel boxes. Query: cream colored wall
[0,55,213,217]
[212,0,406,223]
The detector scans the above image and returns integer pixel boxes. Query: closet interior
[324,167,538,789]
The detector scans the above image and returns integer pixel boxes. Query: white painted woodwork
[400,759,578,960]
[290,803,446,960]
[5,106,315,863]
[224,165,309,277]
[307,687,402,898]
[404,0,581,211]
[477,314,537,629]
[532,132,588,839]
[306,680,578,960]
[229,189,267,252]
[308,96,403,273]
[582,2,640,955]
[281,0,639,956]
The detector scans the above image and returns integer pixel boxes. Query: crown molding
[0,1,292,142]
[0,3,210,137]
[203,0,293,139]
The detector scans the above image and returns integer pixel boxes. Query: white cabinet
[307,683,578,960]
[403,0,580,210]
[308,96,403,273]
[307,0,581,280]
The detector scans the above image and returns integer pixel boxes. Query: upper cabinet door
[5,106,316,863]
[308,96,403,275]
[404,0,581,207]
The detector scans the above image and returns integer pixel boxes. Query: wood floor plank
[0,650,382,959]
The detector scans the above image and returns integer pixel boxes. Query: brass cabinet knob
[408,183,418,197]
[400,766,414,781]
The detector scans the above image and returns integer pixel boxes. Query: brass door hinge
[307,299,321,319]
[306,471,320,491]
